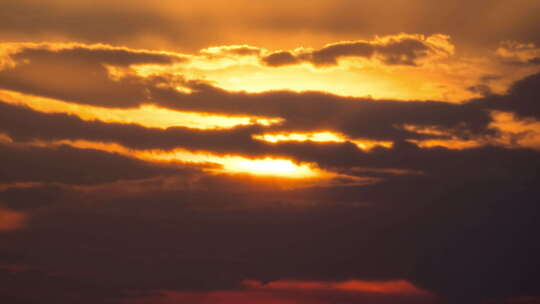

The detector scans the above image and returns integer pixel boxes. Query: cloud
[2,39,538,110]
[0,265,130,304]
[474,71,540,120]
[1,71,540,180]
[261,51,301,66]
[262,34,454,67]
[496,41,540,65]
[0,146,538,303]
[5,43,187,66]
[0,184,67,211]
[128,280,439,304]
[0,140,192,185]
[201,45,262,57]
[0,43,187,108]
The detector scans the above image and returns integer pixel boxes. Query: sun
[223,158,320,178]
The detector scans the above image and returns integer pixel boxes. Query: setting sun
[223,158,318,178]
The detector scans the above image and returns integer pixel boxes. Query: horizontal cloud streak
[262,34,454,67]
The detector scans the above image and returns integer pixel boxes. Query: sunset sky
[1,1,540,303]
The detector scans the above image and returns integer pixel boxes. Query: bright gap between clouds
[0,90,282,130]
[253,131,393,150]
[143,148,320,178]
[31,139,325,178]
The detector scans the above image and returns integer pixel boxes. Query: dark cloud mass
[1,145,539,304]
[1,2,540,304]
[0,142,188,185]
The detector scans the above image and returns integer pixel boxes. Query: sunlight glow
[254,131,345,143]
[131,53,485,103]
[141,149,321,178]
[224,158,315,177]
[254,131,393,150]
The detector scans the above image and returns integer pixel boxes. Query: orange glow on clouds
[410,139,483,149]
[489,111,540,149]
[242,279,430,295]
[136,58,469,102]
[254,131,393,150]
[0,90,282,130]
[128,279,436,304]
[254,131,346,143]
[128,35,540,103]
[145,149,322,178]
[406,112,540,151]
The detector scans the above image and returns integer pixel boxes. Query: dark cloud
[0,143,538,303]
[310,36,441,66]
[0,184,67,211]
[260,35,450,67]
[206,46,262,57]
[0,141,187,185]
[0,44,185,108]
[467,84,493,96]
[152,82,493,141]
[261,51,300,66]
[529,57,540,65]
[474,71,540,120]
[11,45,186,66]
[309,41,376,65]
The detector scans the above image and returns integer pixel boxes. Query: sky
[1,1,540,303]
